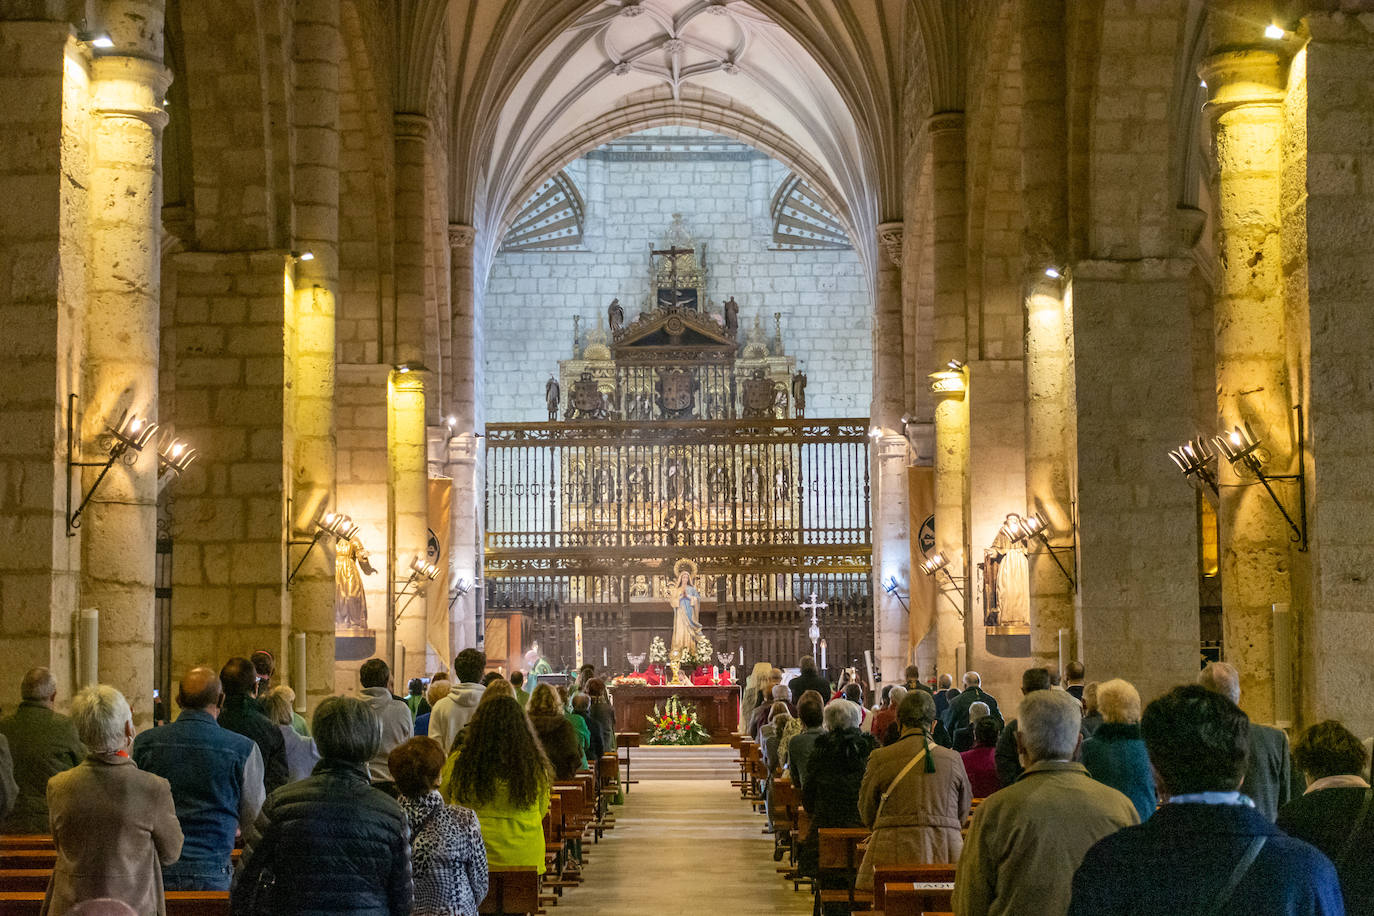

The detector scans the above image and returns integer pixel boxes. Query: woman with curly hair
[527,684,584,780]
[446,695,553,874]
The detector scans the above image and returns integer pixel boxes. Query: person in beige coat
[856,689,972,890]
[953,688,1137,916]
[44,685,183,916]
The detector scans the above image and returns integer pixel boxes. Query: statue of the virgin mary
[669,559,703,657]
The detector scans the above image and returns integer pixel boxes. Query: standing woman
[389,737,488,916]
[527,684,584,780]
[584,679,617,755]
[741,662,773,721]
[46,685,184,916]
[448,697,553,875]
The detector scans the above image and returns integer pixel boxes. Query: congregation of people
[740,657,1366,915]
[0,650,619,915]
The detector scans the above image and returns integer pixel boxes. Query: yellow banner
[908,466,937,653]
[427,479,453,664]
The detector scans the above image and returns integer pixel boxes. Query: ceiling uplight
[290,250,315,262]
[88,33,115,49]
[1045,267,1062,279]
[1264,23,1286,40]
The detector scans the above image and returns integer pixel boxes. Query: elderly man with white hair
[797,698,879,880]
[1198,661,1295,821]
[46,685,183,916]
[944,670,1002,736]
[953,688,1136,916]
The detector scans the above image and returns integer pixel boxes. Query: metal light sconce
[882,576,909,613]
[918,552,966,619]
[1007,512,1077,590]
[1168,436,1219,496]
[1213,415,1308,551]
[158,438,199,476]
[287,510,361,587]
[396,555,441,620]
[66,395,167,536]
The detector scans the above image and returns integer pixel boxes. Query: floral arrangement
[677,633,714,670]
[645,695,709,746]
[648,636,668,665]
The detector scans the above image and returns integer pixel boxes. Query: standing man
[0,667,83,833]
[132,667,265,890]
[934,673,957,723]
[1197,661,1295,821]
[1068,686,1342,915]
[945,671,1003,737]
[428,648,487,756]
[994,668,1050,787]
[954,689,1137,915]
[789,655,830,706]
[1064,661,1085,703]
[358,659,414,790]
[218,657,289,795]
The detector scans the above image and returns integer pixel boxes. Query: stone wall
[482,130,871,423]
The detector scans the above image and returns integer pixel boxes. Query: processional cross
[800,592,828,661]
[651,244,695,308]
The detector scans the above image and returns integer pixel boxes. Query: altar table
[610,684,741,743]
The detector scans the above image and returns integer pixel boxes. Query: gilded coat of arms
[741,368,777,418]
[655,368,696,417]
[569,371,608,419]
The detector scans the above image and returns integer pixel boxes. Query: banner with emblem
[908,466,938,653]
[427,479,453,665]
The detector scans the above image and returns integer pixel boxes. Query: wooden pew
[872,865,956,912]
[876,880,955,916]
[614,730,639,792]
[816,827,873,912]
[477,865,541,916]
[0,890,229,914]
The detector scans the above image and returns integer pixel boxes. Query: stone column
[81,7,170,725]
[928,113,969,676]
[393,114,430,368]
[1200,17,1294,721]
[1292,13,1374,734]
[447,224,481,653]
[1019,0,1075,672]
[872,222,909,683]
[290,0,341,710]
[389,368,430,682]
[1071,259,1200,701]
[0,19,83,703]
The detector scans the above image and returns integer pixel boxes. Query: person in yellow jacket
[442,693,552,874]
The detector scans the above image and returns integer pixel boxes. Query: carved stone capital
[876,221,904,268]
[448,224,476,250]
[393,112,430,142]
[926,111,965,134]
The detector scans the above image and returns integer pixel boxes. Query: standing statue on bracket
[608,298,624,335]
[545,376,560,422]
[792,370,807,419]
[670,559,703,659]
[986,513,1031,627]
[335,534,375,631]
[723,296,740,338]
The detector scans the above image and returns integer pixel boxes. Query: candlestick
[603,646,608,668]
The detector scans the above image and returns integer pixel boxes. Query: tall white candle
[574,615,584,669]
[820,641,827,670]
[603,646,608,668]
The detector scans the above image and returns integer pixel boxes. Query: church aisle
[552,751,812,915]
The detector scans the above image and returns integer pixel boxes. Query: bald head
[20,667,57,705]
[178,666,223,713]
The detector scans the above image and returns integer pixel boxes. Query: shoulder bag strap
[875,745,929,822]
[1200,835,1267,916]
[1334,786,1374,870]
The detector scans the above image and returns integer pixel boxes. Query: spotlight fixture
[946,359,966,372]
[1005,511,1077,589]
[1168,436,1219,495]
[66,398,172,535]
[157,438,199,476]
[868,426,882,439]
[289,250,315,262]
[1264,23,1286,40]
[917,552,967,618]
[287,509,361,586]
[881,576,910,614]
[79,31,115,49]
[454,578,471,597]
[1212,415,1308,550]
[1044,267,1062,279]
[396,554,441,620]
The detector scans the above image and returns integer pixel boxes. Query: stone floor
[552,747,813,915]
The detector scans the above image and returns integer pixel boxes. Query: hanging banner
[427,478,453,665]
[908,466,938,654]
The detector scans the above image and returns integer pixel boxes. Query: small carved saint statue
[545,375,561,421]
[608,297,624,335]
[723,296,740,337]
[335,535,375,631]
[792,371,807,418]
